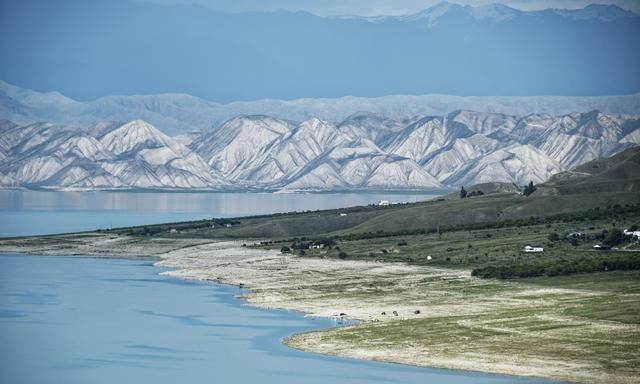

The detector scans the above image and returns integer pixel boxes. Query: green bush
[471,253,640,279]
[603,228,625,247]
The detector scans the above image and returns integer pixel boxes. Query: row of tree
[459,181,537,199]
[472,253,640,279]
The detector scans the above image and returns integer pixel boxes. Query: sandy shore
[0,232,214,258]
[157,241,640,384]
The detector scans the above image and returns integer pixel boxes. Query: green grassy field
[286,270,640,383]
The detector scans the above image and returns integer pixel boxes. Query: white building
[378,200,390,206]
[623,229,640,239]
[524,245,544,252]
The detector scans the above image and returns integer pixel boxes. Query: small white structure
[378,200,390,206]
[339,213,348,217]
[426,255,432,260]
[225,223,232,228]
[169,228,178,234]
[524,245,544,253]
[623,229,640,239]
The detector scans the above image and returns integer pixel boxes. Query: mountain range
[1,110,638,192]
[2,80,640,135]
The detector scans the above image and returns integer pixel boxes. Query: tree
[523,181,537,196]
[280,246,291,254]
[603,228,624,247]
[548,232,559,241]
[460,186,467,199]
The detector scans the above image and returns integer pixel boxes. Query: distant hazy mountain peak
[469,3,519,21]
[394,2,635,25]
[554,4,637,21]
[2,81,640,134]
[0,80,75,109]
[401,1,462,24]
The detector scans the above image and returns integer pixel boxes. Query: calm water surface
[0,254,560,384]
[0,190,443,237]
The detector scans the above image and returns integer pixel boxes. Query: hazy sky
[140,0,640,16]
[2,0,638,101]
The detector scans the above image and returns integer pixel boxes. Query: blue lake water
[0,254,559,384]
[0,190,443,237]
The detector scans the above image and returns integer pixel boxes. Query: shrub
[523,181,537,196]
[603,228,625,247]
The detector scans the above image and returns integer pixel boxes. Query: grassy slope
[117,191,638,240]
[540,145,640,195]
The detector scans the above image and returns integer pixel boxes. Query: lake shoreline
[0,247,559,384]
[0,252,559,384]
[2,234,636,384]
[155,241,585,383]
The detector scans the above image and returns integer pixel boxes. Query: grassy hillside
[120,190,638,240]
[539,145,640,195]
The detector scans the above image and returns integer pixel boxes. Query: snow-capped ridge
[1,109,638,191]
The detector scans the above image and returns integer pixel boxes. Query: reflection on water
[0,254,559,384]
[0,190,443,237]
